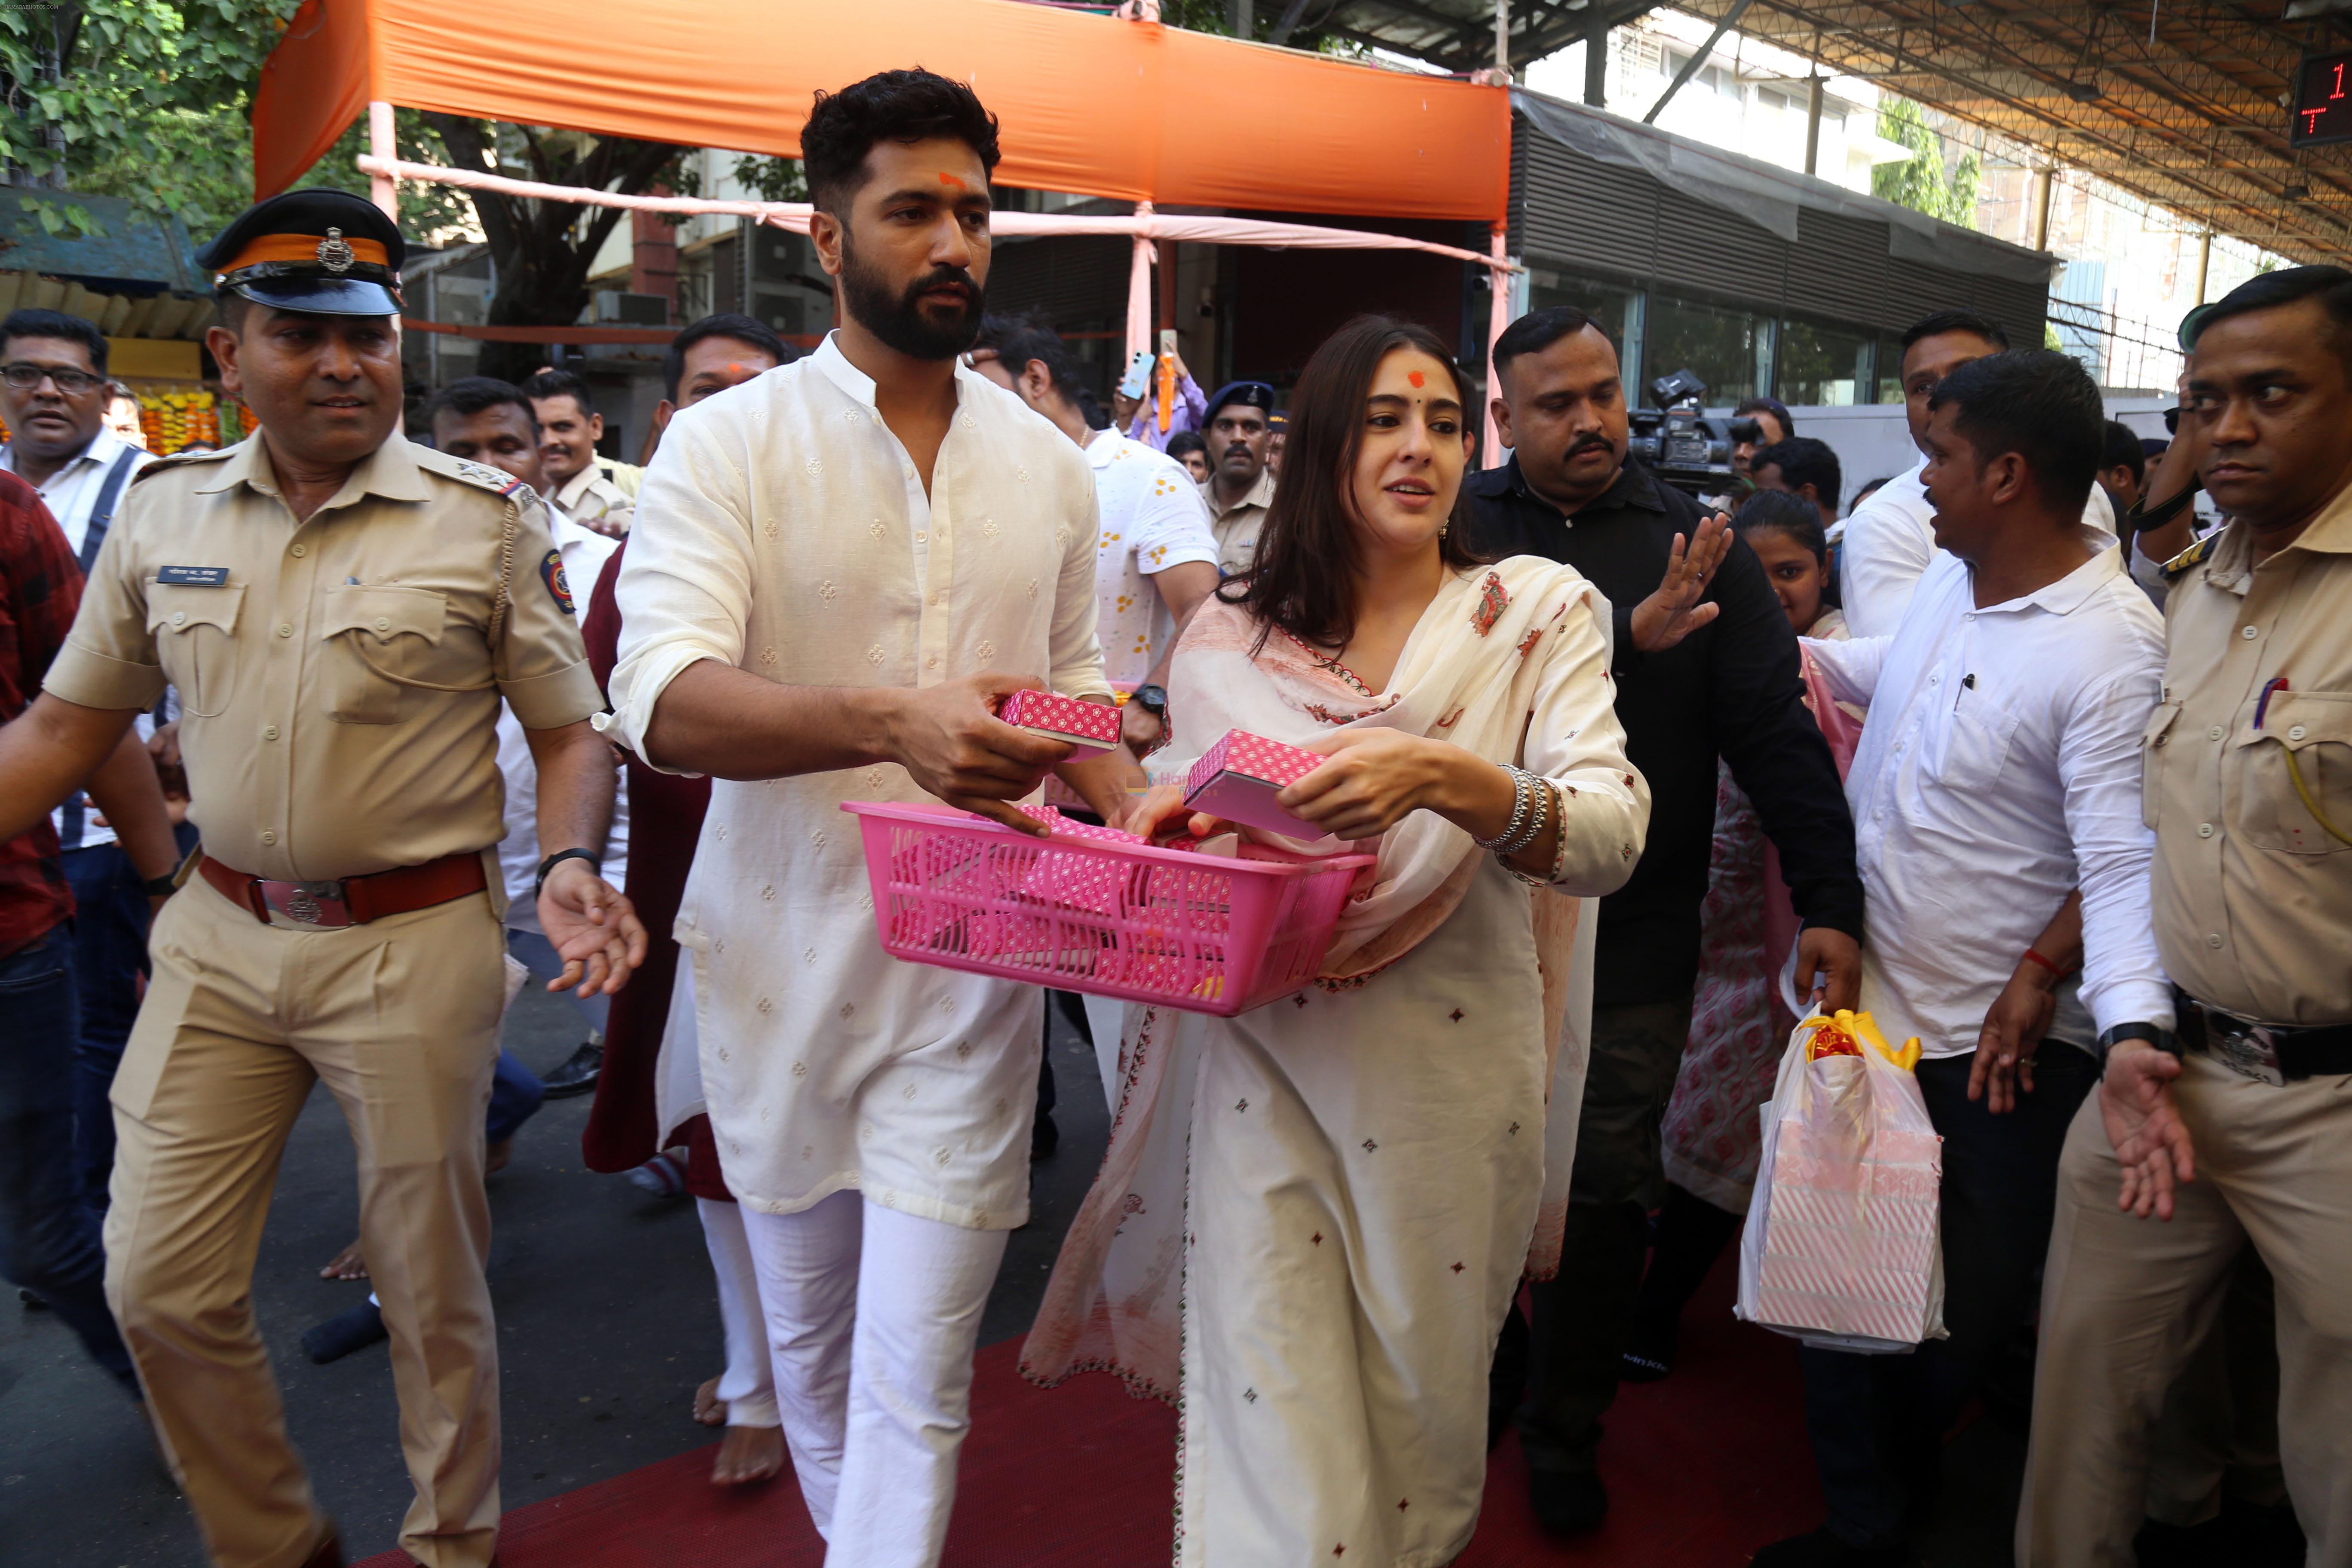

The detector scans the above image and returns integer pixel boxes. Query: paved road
[0,982,1113,1567]
[2,979,2046,1568]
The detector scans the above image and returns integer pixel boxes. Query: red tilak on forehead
[1407,371,1426,388]
[938,172,967,189]
[725,362,744,375]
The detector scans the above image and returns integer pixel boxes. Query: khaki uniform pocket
[321,585,447,724]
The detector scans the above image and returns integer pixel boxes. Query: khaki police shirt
[1199,467,1275,577]
[43,433,603,883]
[2145,484,2352,1025]
[556,463,636,535]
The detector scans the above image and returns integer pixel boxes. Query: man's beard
[840,232,986,361]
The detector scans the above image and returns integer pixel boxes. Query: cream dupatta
[1020,555,1614,1399]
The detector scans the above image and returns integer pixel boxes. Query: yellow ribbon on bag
[1801,1009,1923,1072]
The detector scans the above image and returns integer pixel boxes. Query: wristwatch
[2095,1020,2180,1070]
[1131,684,1169,721]
[534,848,602,897]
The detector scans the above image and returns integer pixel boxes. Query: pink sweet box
[1182,730,1328,839]
[1001,689,1121,757]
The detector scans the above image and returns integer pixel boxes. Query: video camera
[1627,368,1760,501]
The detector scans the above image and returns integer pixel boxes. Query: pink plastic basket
[842,801,1375,1016]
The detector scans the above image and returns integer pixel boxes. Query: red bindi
[1407,371,1426,388]
[938,172,967,189]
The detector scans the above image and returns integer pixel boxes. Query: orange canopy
[253,0,1510,224]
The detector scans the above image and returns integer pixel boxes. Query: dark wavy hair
[1221,315,1489,652]
[802,69,1002,217]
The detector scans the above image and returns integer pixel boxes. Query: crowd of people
[0,61,2344,1568]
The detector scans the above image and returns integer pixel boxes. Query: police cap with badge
[197,188,405,316]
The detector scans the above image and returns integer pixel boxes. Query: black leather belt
[2177,989,2352,1084]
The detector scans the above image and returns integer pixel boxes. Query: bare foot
[711,1423,783,1485]
[693,1376,726,1427]
[486,1137,514,1177]
[319,1240,369,1281]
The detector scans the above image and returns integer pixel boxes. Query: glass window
[1644,291,1773,406]
[1874,332,1909,404]
[1525,269,1645,391]
[1777,316,1876,406]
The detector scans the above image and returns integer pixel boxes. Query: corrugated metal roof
[0,187,202,292]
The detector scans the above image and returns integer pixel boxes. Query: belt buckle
[2203,1011,2287,1086]
[257,879,352,930]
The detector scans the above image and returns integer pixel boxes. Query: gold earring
[1438,520,1449,537]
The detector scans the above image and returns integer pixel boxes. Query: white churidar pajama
[605,334,1107,1566]
[697,1198,779,1430]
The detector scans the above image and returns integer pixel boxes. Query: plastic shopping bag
[1736,1010,1947,1354]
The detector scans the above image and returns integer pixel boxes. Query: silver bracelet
[1507,768,1553,858]
[1484,766,1550,858]
[1501,779,1570,887]
[1473,765,1535,851]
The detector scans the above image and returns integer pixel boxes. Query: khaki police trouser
[2017,1051,2352,1567]
[104,871,507,1568]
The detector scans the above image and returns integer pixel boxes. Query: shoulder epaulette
[2161,533,2216,582]
[129,448,231,483]
[416,446,542,506]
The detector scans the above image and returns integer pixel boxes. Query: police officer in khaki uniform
[2019,266,2352,1564]
[0,189,647,1568]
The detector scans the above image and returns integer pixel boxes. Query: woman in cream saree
[1022,317,1651,1566]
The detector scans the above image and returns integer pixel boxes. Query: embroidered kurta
[603,335,1109,1226]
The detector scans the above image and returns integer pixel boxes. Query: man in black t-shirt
[1471,307,1865,1537]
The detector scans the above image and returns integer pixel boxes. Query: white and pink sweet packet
[1000,689,1121,757]
[1182,729,1329,839]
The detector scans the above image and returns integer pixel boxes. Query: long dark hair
[1222,315,1490,652]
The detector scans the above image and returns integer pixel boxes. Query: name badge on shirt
[156,566,230,587]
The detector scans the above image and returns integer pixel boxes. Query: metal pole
[1804,73,1825,177]
[2032,165,2056,251]
[1643,0,1756,125]
[1485,227,1511,469]
[368,101,399,220]
[2193,229,2212,304]
[1495,0,1510,75]
[1583,10,1608,107]
[1232,0,1254,38]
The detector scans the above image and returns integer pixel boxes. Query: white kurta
[604,335,1109,1226]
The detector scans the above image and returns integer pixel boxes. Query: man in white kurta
[605,319,1109,1563]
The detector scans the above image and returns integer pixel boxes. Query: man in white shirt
[1841,309,2116,639]
[606,70,1127,1568]
[1752,350,2172,1568]
[0,306,165,1218]
[967,315,1217,752]
[430,379,628,1089]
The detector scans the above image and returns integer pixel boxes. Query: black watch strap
[2126,476,2200,532]
[535,848,602,897]
[2096,1020,2180,1070]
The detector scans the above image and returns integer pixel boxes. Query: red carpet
[361,1258,1817,1567]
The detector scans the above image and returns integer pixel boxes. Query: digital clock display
[2291,49,2352,147]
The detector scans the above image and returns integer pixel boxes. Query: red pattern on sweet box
[1470,571,1510,637]
[1001,689,1121,746]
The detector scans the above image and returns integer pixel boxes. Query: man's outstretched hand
[884,672,1070,836]
[538,861,650,998]
[1628,511,1733,653]
[2099,1042,2197,1220]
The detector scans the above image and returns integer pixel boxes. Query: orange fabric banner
[254,0,1509,223]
